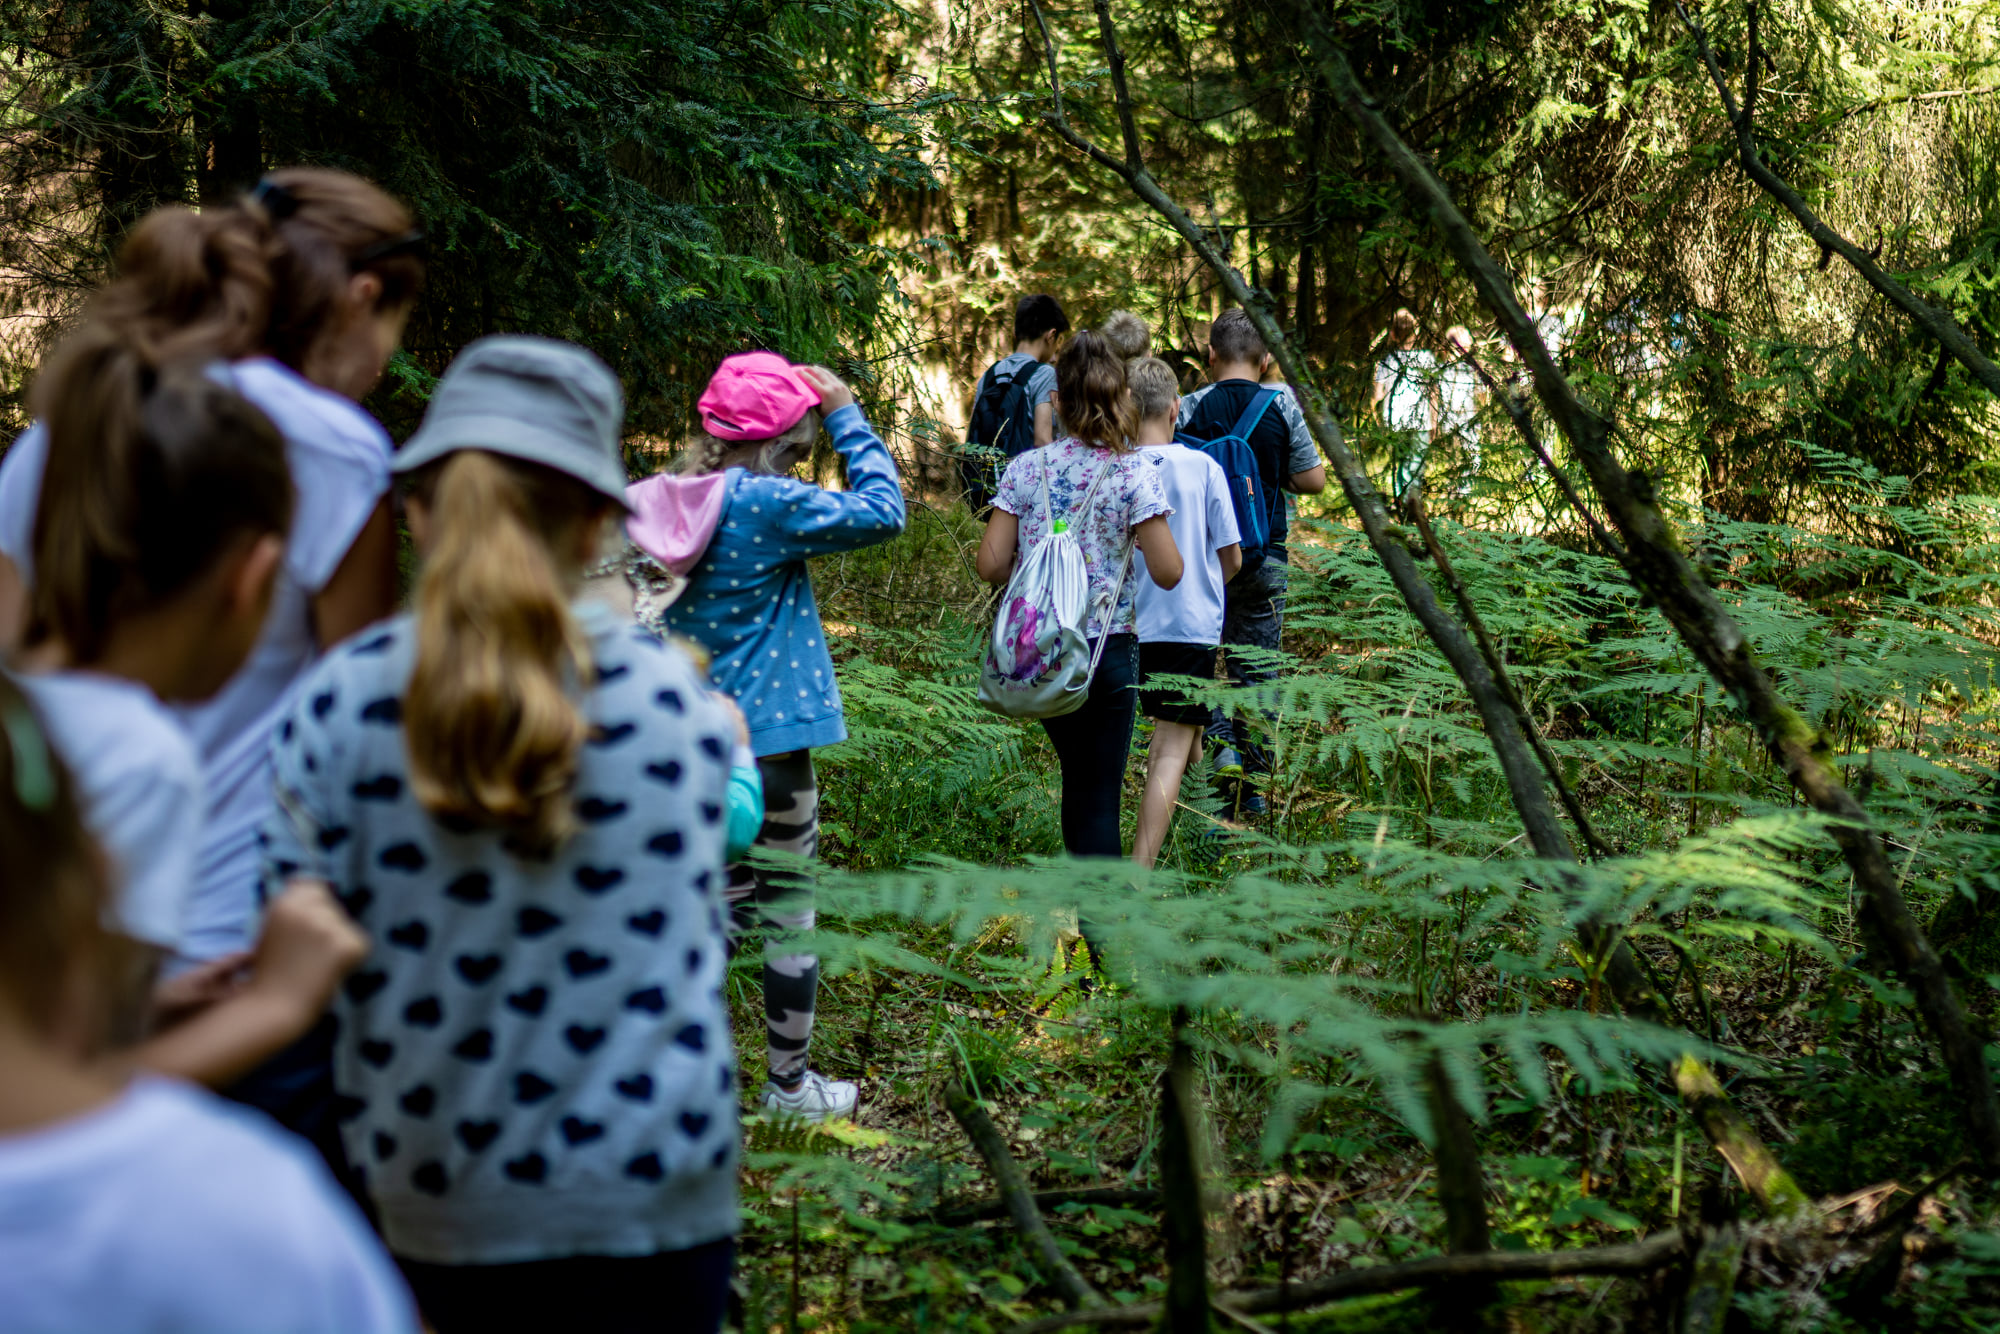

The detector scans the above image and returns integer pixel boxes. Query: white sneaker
[760,1071,859,1122]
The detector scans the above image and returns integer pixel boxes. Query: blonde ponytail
[405,451,609,855]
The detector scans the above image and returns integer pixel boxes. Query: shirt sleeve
[991,449,1035,518]
[1175,386,1205,430]
[1124,456,1173,529]
[96,751,204,952]
[1027,364,1057,408]
[1205,459,1242,549]
[745,403,905,557]
[1275,387,1321,477]
[725,759,765,864]
[0,423,50,579]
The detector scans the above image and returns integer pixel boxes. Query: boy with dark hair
[1175,308,1327,818]
[962,294,1070,508]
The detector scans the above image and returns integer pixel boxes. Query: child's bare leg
[1133,721,1203,868]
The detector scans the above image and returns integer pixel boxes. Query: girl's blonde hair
[404,451,615,855]
[677,408,822,477]
[1054,330,1136,451]
[1100,310,1151,363]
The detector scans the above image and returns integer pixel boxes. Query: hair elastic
[2,701,56,812]
[249,177,302,222]
[351,228,428,271]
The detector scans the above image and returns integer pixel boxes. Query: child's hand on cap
[797,365,856,416]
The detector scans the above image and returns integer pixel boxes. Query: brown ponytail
[65,166,423,376]
[26,338,293,662]
[1055,330,1136,451]
[404,451,614,855]
[0,674,112,1038]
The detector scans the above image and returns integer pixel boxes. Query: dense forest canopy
[8,0,2000,1328]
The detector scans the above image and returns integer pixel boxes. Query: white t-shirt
[1438,361,1480,439]
[16,672,203,953]
[0,358,393,963]
[0,1077,417,1334]
[1375,350,1437,434]
[1134,443,1241,647]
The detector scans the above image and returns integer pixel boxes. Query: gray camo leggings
[725,749,820,1090]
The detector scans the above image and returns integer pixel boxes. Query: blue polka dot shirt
[660,403,906,756]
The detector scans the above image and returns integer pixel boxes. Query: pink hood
[625,471,732,575]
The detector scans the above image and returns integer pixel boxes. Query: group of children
[968,298,1327,864]
[0,168,906,1332]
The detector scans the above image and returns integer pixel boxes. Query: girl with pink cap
[624,352,906,1121]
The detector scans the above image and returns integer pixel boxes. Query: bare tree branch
[1005,1230,1691,1333]
[1676,0,2000,398]
[945,1081,1106,1310]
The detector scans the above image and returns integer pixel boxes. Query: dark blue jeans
[1209,561,1290,776]
[1040,634,1138,858]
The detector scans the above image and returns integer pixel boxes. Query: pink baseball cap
[697,352,820,441]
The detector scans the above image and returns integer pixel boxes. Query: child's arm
[727,755,765,864]
[1217,543,1243,583]
[975,510,1020,584]
[134,880,367,1087]
[754,367,907,557]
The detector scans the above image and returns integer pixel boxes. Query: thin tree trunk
[1160,1012,1211,1334]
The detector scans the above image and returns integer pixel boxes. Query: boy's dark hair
[1014,294,1071,345]
[1208,308,1265,364]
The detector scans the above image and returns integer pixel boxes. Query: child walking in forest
[0,674,415,1334]
[631,352,906,1123]
[1126,357,1241,867]
[9,344,369,1086]
[0,168,425,1159]
[977,331,1184,859]
[1178,310,1327,819]
[261,336,744,1334]
[0,169,422,967]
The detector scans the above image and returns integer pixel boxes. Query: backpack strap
[1070,453,1136,667]
[1228,386,1281,442]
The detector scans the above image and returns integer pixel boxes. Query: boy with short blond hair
[1127,356,1242,866]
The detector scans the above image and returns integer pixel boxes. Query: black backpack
[961,362,1037,509]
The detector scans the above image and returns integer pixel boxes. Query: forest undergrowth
[720,450,2000,1332]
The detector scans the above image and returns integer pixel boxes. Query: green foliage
[0,0,938,433]
[741,442,2000,1327]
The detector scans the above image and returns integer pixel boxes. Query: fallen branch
[1680,1222,1744,1334]
[944,1080,1106,1310]
[909,1185,1159,1227]
[1308,18,2000,1183]
[1005,1230,1690,1333]
[1675,1,2000,398]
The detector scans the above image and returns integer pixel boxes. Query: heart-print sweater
[262,603,739,1265]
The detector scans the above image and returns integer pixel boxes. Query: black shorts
[1138,641,1216,726]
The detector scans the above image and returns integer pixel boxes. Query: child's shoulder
[725,470,818,516]
[282,615,417,736]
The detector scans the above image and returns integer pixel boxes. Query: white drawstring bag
[976,454,1132,720]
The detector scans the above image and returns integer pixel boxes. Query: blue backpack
[1178,386,1279,577]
